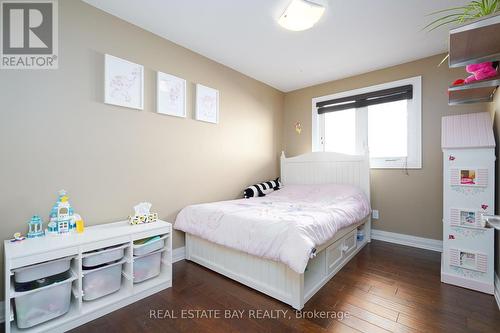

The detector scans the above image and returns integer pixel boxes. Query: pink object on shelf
[464,62,497,84]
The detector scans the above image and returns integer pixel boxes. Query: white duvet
[174,184,370,273]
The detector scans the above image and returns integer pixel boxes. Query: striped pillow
[243,178,281,198]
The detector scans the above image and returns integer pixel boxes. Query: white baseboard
[371,229,443,252]
[173,246,186,263]
[495,273,500,310]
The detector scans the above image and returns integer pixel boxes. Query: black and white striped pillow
[243,178,281,198]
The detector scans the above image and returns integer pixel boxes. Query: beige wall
[0,0,284,298]
[1,0,495,301]
[283,54,488,240]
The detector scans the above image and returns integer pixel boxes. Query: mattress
[174,184,370,273]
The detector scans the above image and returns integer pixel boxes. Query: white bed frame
[185,151,371,310]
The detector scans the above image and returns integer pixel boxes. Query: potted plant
[425,0,499,66]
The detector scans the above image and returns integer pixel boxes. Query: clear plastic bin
[14,272,76,328]
[13,256,73,283]
[356,229,365,242]
[82,244,126,267]
[133,235,166,256]
[133,250,163,283]
[82,259,125,301]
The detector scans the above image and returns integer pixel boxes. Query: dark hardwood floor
[70,240,500,333]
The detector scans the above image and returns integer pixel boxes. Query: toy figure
[11,232,26,242]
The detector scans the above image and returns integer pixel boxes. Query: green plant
[425,0,500,31]
[424,0,500,65]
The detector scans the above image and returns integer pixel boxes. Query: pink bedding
[174,184,370,273]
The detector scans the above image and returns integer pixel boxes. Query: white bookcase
[4,220,172,333]
[441,112,495,294]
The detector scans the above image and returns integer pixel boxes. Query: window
[312,76,421,169]
[324,109,356,154]
[368,100,407,158]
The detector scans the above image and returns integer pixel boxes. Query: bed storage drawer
[326,239,344,274]
[343,230,357,257]
[326,229,358,275]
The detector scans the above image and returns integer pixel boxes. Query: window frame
[312,76,422,169]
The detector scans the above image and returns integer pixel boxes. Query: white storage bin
[82,244,127,267]
[13,256,73,283]
[133,250,163,283]
[133,235,167,256]
[82,259,125,301]
[14,273,76,328]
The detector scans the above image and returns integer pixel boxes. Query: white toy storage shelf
[4,220,172,333]
[441,112,496,294]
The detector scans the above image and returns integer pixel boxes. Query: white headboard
[280,151,370,201]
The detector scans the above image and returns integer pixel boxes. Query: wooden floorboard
[69,240,500,333]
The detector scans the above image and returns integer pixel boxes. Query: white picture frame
[104,54,144,110]
[195,84,219,124]
[156,72,186,118]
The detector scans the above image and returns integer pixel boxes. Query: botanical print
[196,84,219,123]
[105,54,144,110]
[157,72,186,117]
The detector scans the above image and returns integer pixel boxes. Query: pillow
[268,184,366,203]
[243,178,281,198]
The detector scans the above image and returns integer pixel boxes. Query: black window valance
[316,84,413,114]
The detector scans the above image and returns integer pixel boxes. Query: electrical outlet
[372,210,379,219]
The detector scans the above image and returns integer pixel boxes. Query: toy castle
[47,190,76,235]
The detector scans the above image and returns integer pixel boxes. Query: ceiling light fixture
[278,0,325,32]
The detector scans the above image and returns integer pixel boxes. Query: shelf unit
[4,220,172,333]
[441,112,495,294]
[448,75,500,105]
[449,12,500,68]
[447,12,500,105]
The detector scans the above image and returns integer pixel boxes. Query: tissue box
[128,212,158,225]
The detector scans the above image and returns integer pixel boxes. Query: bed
[175,151,371,310]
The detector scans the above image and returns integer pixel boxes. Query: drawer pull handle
[341,245,349,252]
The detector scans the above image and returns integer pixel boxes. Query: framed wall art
[195,83,219,124]
[104,54,144,110]
[157,72,186,118]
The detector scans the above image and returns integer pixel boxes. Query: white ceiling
[83,0,469,92]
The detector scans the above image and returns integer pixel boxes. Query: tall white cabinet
[441,112,495,294]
